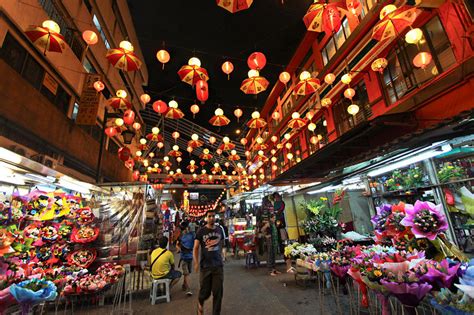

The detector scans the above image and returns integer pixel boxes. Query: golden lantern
[119,40,134,52]
[93,81,105,92]
[188,57,201,67]
[172,145,179,151]
[136,151,142,157]
[42,20,60,33]
[279,71,291,84]
[270,136,278,143]
[116,89,127,99]
[152,127,160,134]
[308,123,316,132]
[341,73,352,85]
[187,146,193,153]
[248,69,259,78]
[209,136,217,144]
[139,138,147,145]
[140,94,151,105]
[310,135,319,144]
[240,138,248,145]
[234,108,243,121]
[157,142,164,149]
[222,61,234,79]
[306,110,315,120]
[413,52,432,69]
[324,73,336,85]
[347,104,360,115]
[321,98,332,107]
[379,4,397,20]
[190,104,200,117]
[284,133,291,140]
[405,28,423,44]
[271,156,277,163]
[285,143,292,150]
[133,122,141,130]
[344,88,356,99]
[156,49,170,68]
[270,149,276,155]
[115,118,124,126]
[172,131,180,140]
[371,58,388,73]
[299,71,311,81]
[272,165,278,171]
[271,111,280,121]
[223,136,230,144]
[286,153,294,160]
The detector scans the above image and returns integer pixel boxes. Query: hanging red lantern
[279,71,291,84]
[196,79,209,103]
[118,147,131,161]
[413,52,432,69]
[247,52,266,70]
[132,170,140,181]
[105,126,119,137]
[190,104,200,117]
[123,110,135,125]
[222,61,234,79]
[82,30,98,45]
[124,158,134,169]
[152,100,168,114]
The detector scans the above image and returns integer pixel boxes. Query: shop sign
[42,72,58,95]
[76,73,102,125]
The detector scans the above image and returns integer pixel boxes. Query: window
[93,15,111,49]
[72,102,79,120]
[332,80,371,136]
[321,19,351,65]
[382,16,456,104]
[83,58,96,73]
[0,32,72,115]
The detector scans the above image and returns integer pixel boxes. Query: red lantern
[196,79,208,103]
[93,81,105,92]
[413,52,432,69]
[123,110,135,125]
[247,52,266,70]
[222,61,234,79]
[118,147,131,161]
[132,170,140,181]
[124,158,134,169]
[105,126,118,137]
[82,30,98,45]
[152,100,168,114]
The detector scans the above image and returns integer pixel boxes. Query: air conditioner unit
[30,154,63,169]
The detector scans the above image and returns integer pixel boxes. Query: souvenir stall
[0,148,150,313]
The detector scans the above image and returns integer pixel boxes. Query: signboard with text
[76,73,102,125]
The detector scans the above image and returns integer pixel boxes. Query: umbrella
[25,26,66,55]
[161,160,172,167]
[211,166,222,173]
[106,48,142,71]
[217,0,253,13]
[295,78,321,96]
[165,107,185,119]
[188,139,204,148]
[169,150,182,157]
[209,115,231,127]
[228,154,241,161]
[372,5,417,42]
[138,144,149,151]
[288,117,307,129]
[254,144,268,151]
[146,133,164,142]
[200,152,213,160]
[187,165,198,172]
[303,1,348,34]
[178,65,209,86]
[240,76,269,95]
[219,143,236,151]
[247,117,267,129]
[107,97,132,110]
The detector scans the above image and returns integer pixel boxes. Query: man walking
[194,209,225,315]
[176,221,195,296]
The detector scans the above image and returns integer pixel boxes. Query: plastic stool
[150,278,171,304]
[245,251,258,269]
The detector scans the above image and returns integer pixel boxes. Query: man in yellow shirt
[150,236,182,287]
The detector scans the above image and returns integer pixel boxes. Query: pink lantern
[82,30,98,45]
[413,52,432,69]
[132,122,141,130]
[196,79,209,103]
[93,81,105,92]
[247,52,266,70]
[152,100,168,114]
[222,61,234,79]
[123,110,135,125]
[279,71,291,84]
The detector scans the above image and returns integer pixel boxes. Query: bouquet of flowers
[301,197,342,239]
[385,169,404,191]
[9,278,57,314]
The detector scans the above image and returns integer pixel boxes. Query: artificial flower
[401,201,448,240]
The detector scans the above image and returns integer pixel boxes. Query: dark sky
[129,0,312,140]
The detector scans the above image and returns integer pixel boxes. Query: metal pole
[95,108,108,184]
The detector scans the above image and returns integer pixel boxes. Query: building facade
[0,0,148,182]
[245,0,474,188]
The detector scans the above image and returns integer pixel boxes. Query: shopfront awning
[270,109,474,186]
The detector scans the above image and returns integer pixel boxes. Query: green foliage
[300,196,342,238]
[437,162,465,183]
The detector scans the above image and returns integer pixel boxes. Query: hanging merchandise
[25,20,66,55]
[217,0,253,13]
[196,79,209,103]
[371,5,417,42]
